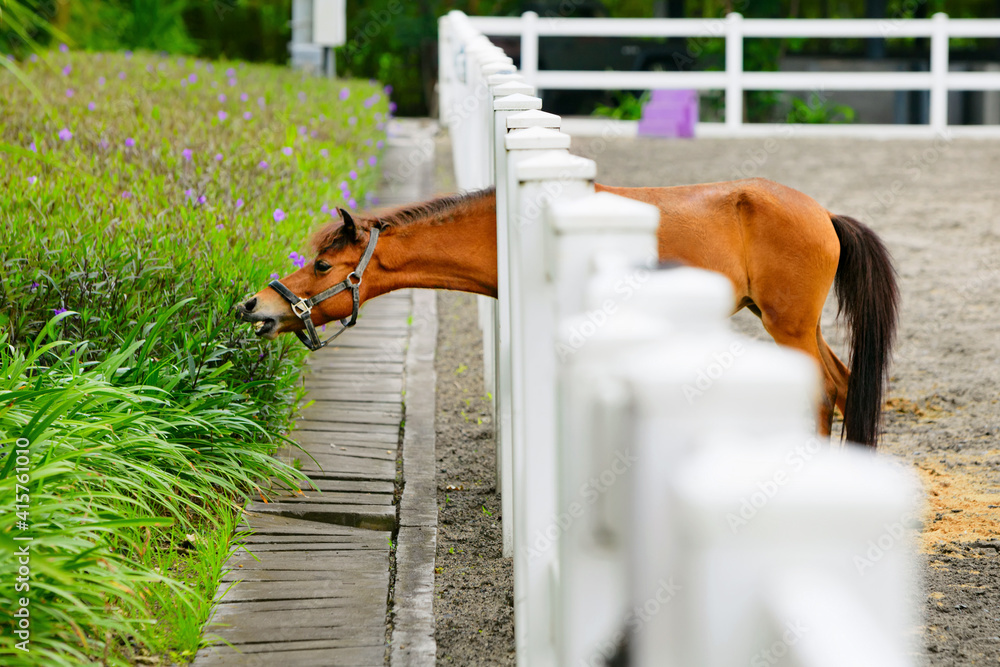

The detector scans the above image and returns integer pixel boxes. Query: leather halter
[268,226,380,351]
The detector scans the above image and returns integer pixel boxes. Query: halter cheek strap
[268,226,380,351]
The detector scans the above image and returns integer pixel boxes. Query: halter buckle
[291,299,312,319]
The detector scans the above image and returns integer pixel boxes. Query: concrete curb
[391,289,439,666]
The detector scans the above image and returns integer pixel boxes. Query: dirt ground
[431,133,1000,665]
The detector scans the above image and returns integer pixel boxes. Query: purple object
[637,90,698,139]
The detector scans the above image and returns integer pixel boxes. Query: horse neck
[366,192,498,299]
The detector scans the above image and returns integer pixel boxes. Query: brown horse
[237,178,899,448]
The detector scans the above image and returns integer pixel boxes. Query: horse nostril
[244,297,257,312]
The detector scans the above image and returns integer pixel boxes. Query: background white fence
[465,11,1000,138]
[439,10,922,666]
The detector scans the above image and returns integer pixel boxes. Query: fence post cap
[507,109,561,129]
[495,93,544,112]
[492,79,534,97]
[516,152,595,181]
[505,125,571,151]
[481,60,516,76]
[489,72,525,85]
[548,191,659,233]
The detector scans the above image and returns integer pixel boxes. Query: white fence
[464,11,1000,138]
[439,10,921,666]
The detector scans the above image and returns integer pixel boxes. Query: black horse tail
[829,214,900,448]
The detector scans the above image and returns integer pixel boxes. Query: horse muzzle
[235,297,285,339]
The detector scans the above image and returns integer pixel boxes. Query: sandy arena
[431,134,1000,665]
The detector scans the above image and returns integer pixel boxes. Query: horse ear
[338,208,361,243]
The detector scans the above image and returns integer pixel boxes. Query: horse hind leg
[756,309,839,437]
[816,328,850,429]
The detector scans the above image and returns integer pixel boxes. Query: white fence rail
[439,10,921,666]
[464,12,1000,138]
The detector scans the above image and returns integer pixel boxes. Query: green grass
[0,48,389,664]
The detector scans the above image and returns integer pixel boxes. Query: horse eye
[315,260,331,273]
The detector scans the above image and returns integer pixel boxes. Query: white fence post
[930,12,950,133]
[545,193,662,666]
[520,11,539,89]
[657,441,919,667]
[725,12,744,131]
[509,145,595,667]
[492,92,544,558]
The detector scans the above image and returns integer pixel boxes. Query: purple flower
[65,88,74,98]
[217,110,228,121]
[59,43,68,53]
[364,97,376,109]
[216,223,225,230]
[349,170,358,180]
[125,50,133,59]
[226,67,236,77]
[289,251,305,268]
[58,128,72,141]
[182,148,192,161]
[274,209,286,222]
[240,93,248,102]
[184,188,195,200]
[29,281,39,291]
[125,138,135,147]
[228,77,237,86]
[87,102,96,111]
[270,272,279,280]
[121,191,131,199]
[29,54,38,63]
[53,307,68,315]
[97,76,106,86]
[118,71,126,80]
[243,111,252,120]
[310,130,318,138]
[356,158,364,168]
[298,125,307,136]
[376,140,384,149]
[197,195,207,205]
[384,84,393,95]
[348,198,357,209]
[62,64,71,76]
[27,176,37,185]
[320,148,329,158]
[321,203,330,214]
[368,156,377,167]
[218,93,227,103]
[348,116,357,126]
[341,188,352,200]
[365,139,373,147]
[257,96,266,108]
[281,146,293,156]
[215,153,223,161]
[258,160,268,169]
[236,198,244,209]
[389,102,397,113]
[28,141,37,152]
[188,73,197,83]
[339,88,350,101]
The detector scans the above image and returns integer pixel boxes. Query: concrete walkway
[193,120,439,667]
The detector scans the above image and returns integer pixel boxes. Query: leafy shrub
[0,49,389,663]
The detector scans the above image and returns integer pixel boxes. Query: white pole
[930,12,950,134]
[520,11,540,90]
[509,140,590,667]
[725,12,744,131]
[493,93,546,559]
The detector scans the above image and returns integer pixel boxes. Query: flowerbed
[0,48,389,664]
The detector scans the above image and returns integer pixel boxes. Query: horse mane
[312,187,496,253]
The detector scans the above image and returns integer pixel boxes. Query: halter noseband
[268,226,380,351]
